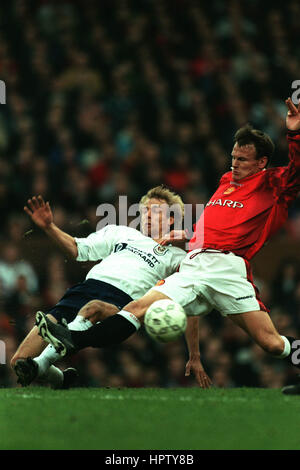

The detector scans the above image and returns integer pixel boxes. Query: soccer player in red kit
[35,97,300,391]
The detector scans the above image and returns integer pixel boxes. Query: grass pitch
[1,387,300,450]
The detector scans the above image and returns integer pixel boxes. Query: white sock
[34,344,60,377]
[279,335,291,358]
[67,315,93,331]
[118,310,141,330]
[34,315,91,386]
[34,316,92,376]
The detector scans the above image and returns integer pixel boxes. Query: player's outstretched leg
[11,313,69,388]
[10,319,55,369]
[35,309,136,355]
[228,310,300,392]
[36,292,170,355]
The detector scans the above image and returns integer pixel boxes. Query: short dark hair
[234,124,275,166]
[139,185,184,218]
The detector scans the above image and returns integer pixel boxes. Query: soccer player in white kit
[11,186,190,388]
[37,97,300,391]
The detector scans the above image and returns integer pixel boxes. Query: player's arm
[184,316,212,389]
[286,97,300,132]
[268,99,300,198]
[24,195,78,259]
[282,98,300,186]
[158,229,188,250]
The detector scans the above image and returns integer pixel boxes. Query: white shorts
[151,249,268,317]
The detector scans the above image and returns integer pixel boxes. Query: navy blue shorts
[45,279,133,323]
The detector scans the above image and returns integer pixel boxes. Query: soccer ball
[144,299,187,343]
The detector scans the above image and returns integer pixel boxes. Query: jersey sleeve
[74,225,118,261]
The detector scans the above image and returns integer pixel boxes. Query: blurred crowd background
[1,0,300,389]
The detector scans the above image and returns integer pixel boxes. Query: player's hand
[159,229,188,248]
[185,357,212,389]
[285,97,300,131]
[24,195,54,230]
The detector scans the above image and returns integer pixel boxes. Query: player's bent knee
[260,336,284,356]
[78,300,102,318]
[78,300,119,322]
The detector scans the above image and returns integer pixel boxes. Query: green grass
[1,387,300,450]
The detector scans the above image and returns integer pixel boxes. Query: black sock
[70,314,137,350]
[283,336,300,369]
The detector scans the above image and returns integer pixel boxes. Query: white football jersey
[75,225,186,300]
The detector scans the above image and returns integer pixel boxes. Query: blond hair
[139,185,184,218]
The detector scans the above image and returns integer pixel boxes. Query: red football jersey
[189,133,300,260]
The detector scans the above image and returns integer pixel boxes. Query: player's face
[140,198,174,239]
[231,143,268,181]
